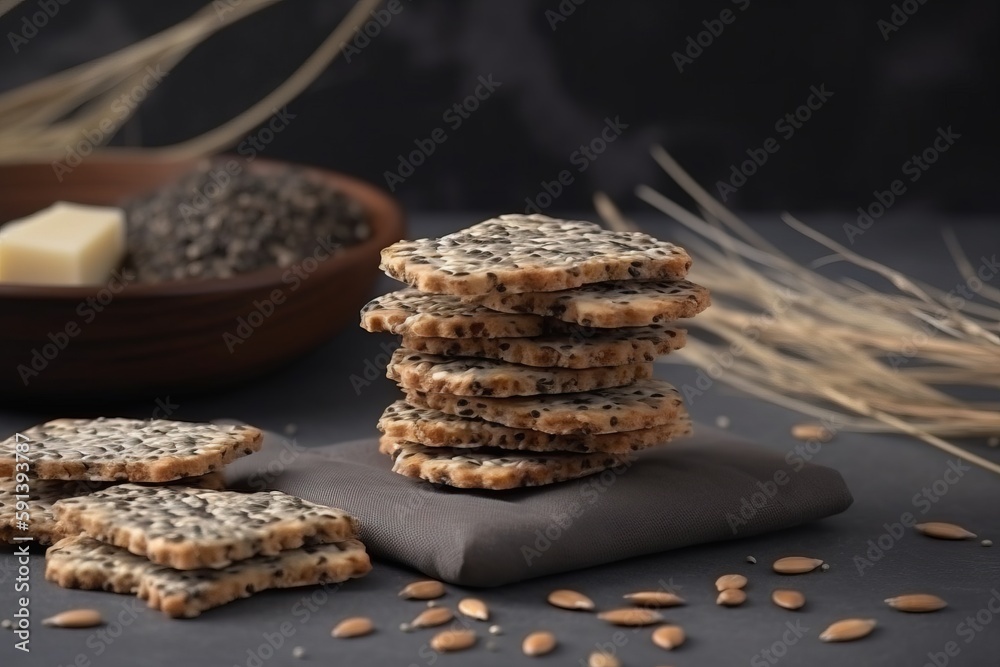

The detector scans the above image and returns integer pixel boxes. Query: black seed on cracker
[379,214,691,296]
[0,418,262,482]
[45,536,370,618]
[51,485,359,570]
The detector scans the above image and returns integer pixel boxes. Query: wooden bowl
[0,154,404,403]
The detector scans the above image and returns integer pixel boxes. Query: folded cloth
[223,427,852,587]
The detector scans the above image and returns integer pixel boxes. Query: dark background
[1,0,998,216]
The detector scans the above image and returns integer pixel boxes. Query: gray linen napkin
[223,428,852,587]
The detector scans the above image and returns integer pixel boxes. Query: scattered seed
[588,651,621,667]
[773,556,824,574]
[717,589,747,607]
[746,556,757,564]
[430,629,477,652]
[623,591,686,607]
[715,415,731,429]
[332,617,374,638]
[399,623,412,633]
[884,594,947,612]
[427,600,438,608]
[791,423,833,442]
[489,624,503,635]
[1,619,12,629]
[820,563,830,571]
[547,589,595,611]
[410,606,454,629]
[291,646,306,659]
[716,574,748,591]
[771,589,806,610]
[982,539,993,547]
[597,608,664,626]
[915,522,977,540]
[819,618,877,642]
[652,624,686,650]
[458,598,490,621]
[399,580,446,600]
[42,609,103,628]
[523,631,557,656]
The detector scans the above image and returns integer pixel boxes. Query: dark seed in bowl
[122,161,370,282]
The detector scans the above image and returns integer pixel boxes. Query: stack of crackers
[0,417,371,618]
[361,214,710,490]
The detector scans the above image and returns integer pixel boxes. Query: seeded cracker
[466,279,711,328]
[379,214,691,296]
[0,418,262,482]
[52,485,359,570]
[0,474,224,545]
[378,400,692,453]
[46,536,371,618]
[405,378,684,435]
[361,288,549,338]
[384,441,631,490]
[401,324,687,369]
[387,349,652,397]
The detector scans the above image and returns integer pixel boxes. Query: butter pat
[0,202,126,285]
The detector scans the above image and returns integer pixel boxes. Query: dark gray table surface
[2,213,999,667]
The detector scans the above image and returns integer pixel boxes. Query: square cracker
[378,400,692,453]
[52,484,359,570]
[0,474,224,545]
[405,378,684,435]
[384,440,631,490]
[466,279,711,328]
[388,348,653,397]
[380,214,691,296]
[401,324,687,369]
[361,288,548,338]
[46,536,371,618]
[0,418,262,482]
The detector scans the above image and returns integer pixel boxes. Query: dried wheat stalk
[595,145,1000,476]
[0,0,382,161]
